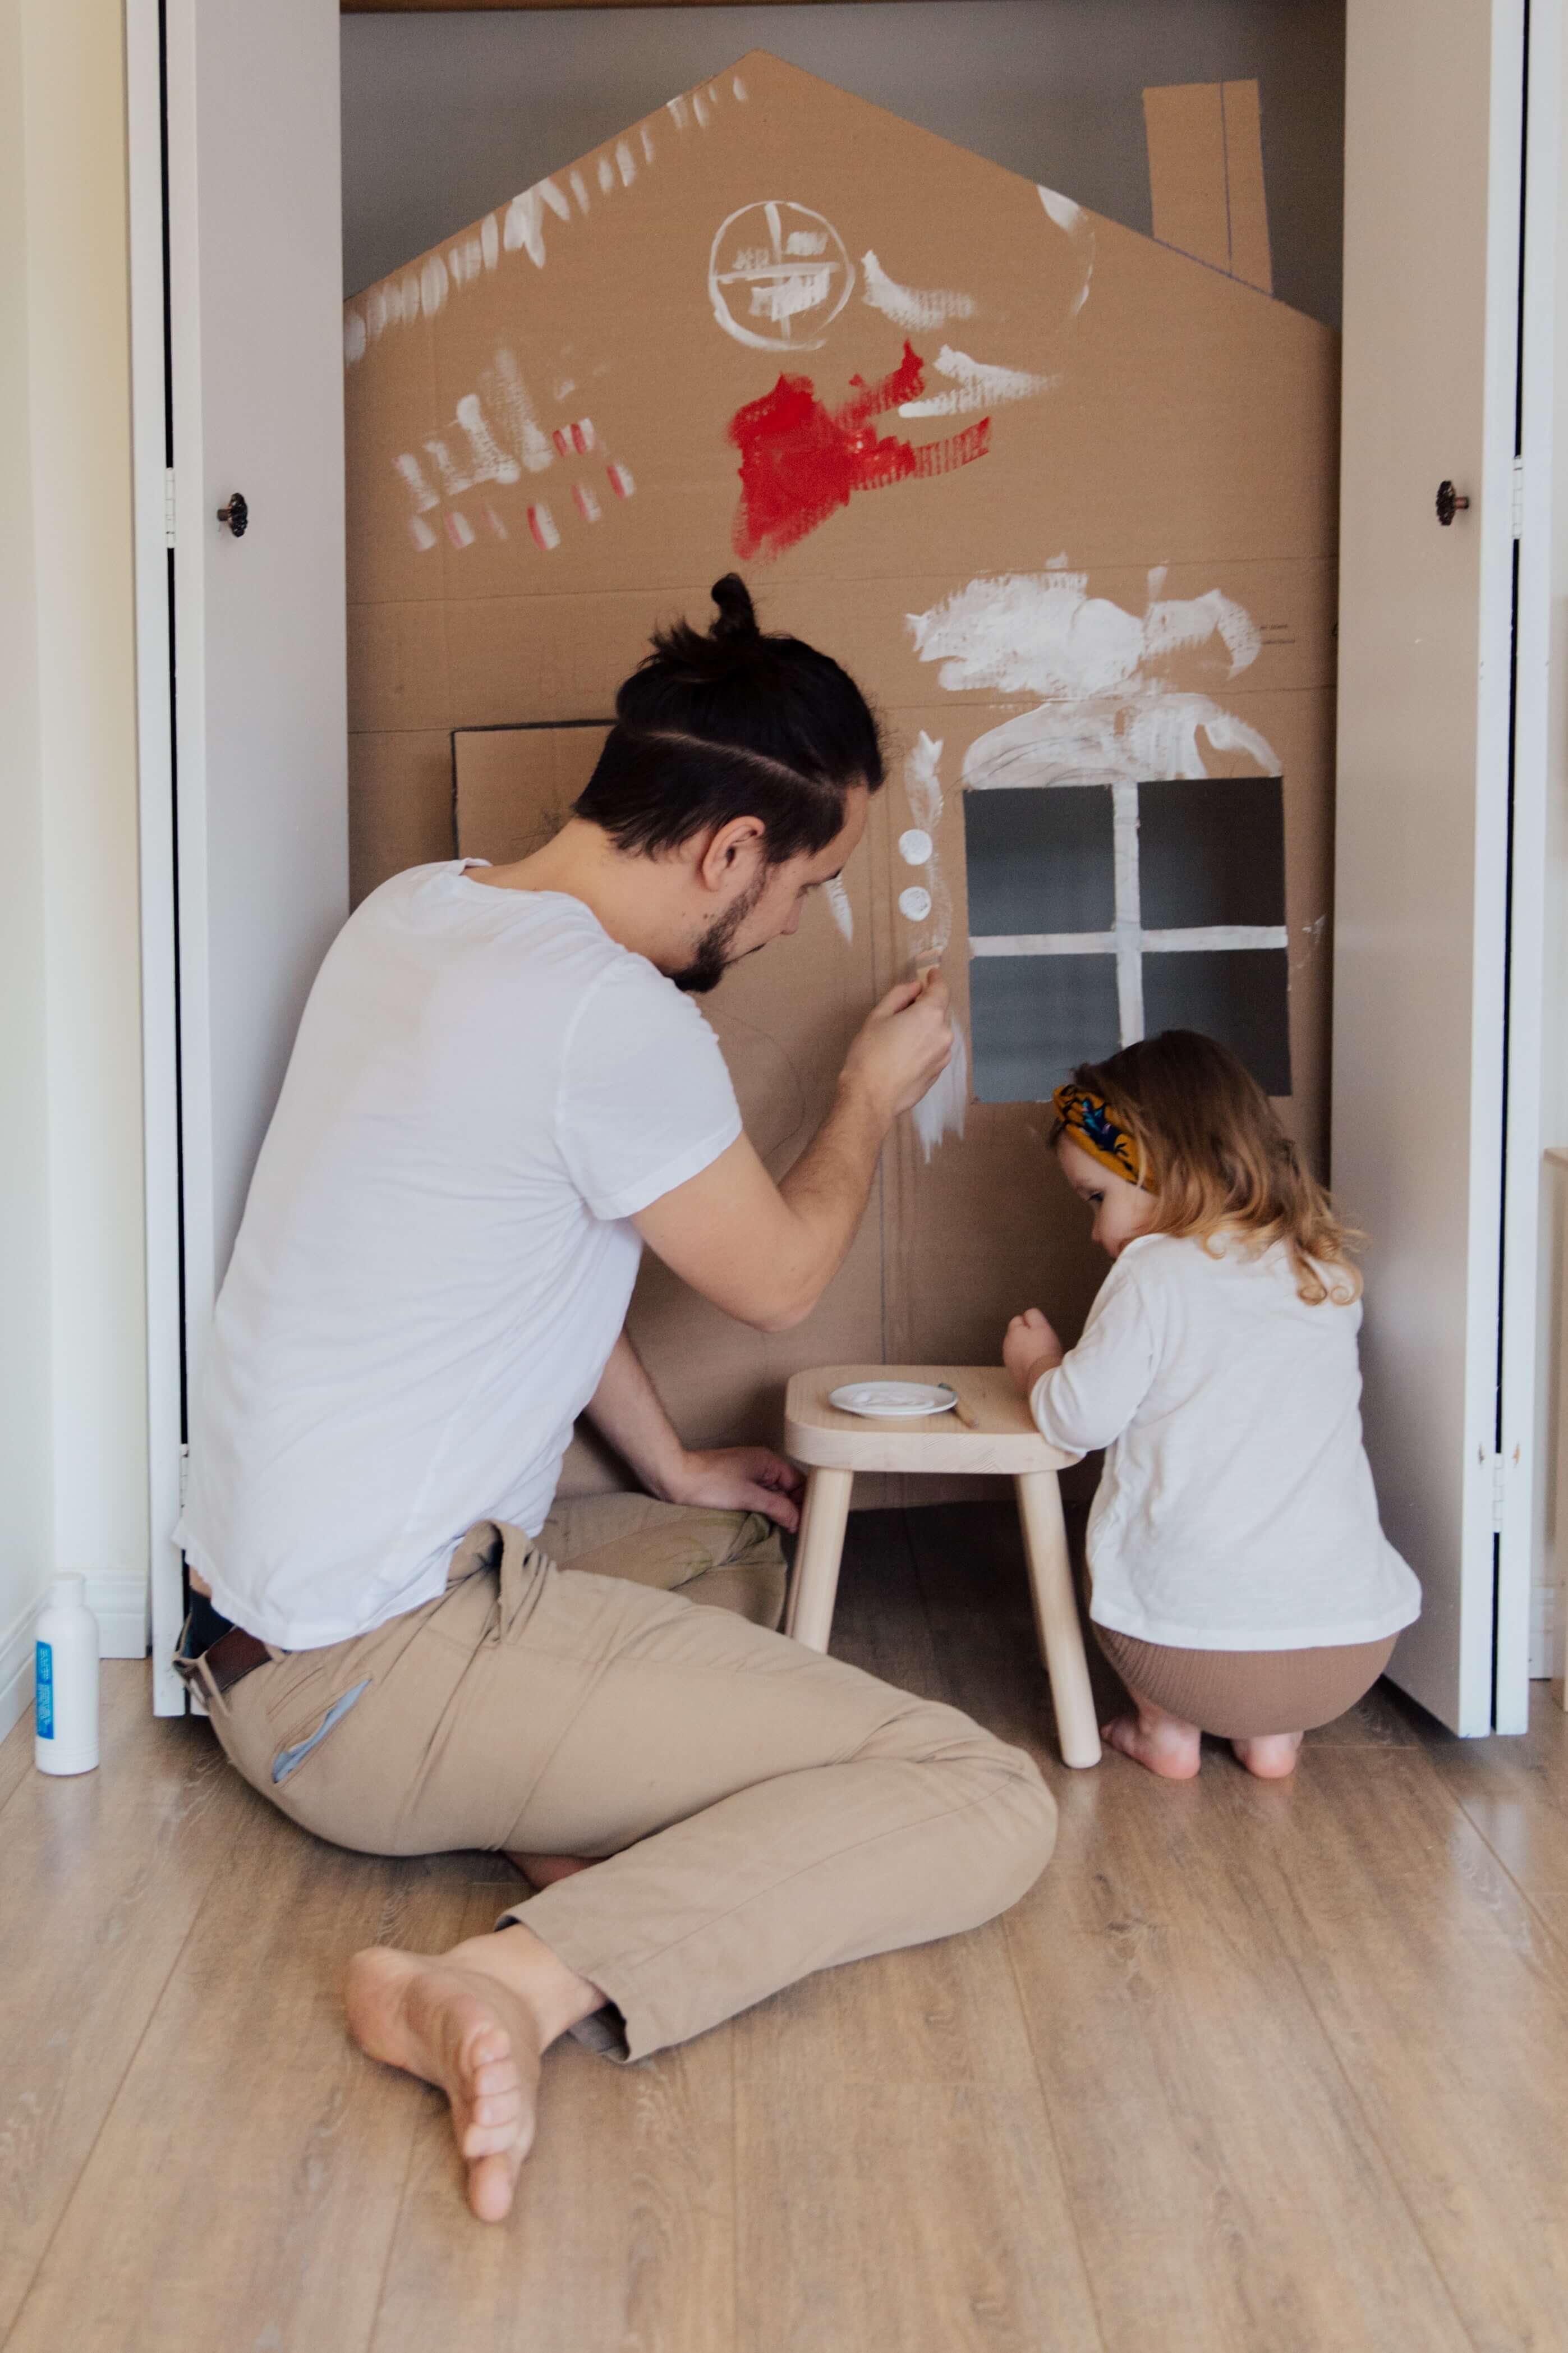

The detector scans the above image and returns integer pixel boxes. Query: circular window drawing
[708,201,855,352]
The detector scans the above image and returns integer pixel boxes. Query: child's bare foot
[506,1850,596,1891]
[344,1925,600,2222]
[1233,1731,1304,1779]
[1101,1704,1202,1779]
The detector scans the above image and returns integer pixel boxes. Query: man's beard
[670,873,767,994]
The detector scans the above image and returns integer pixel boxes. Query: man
[174,579,1056,2221]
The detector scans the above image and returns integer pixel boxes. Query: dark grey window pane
[1137,778,1286,929]
[963,786,1115,936]
[1142,948,1293,1096]
[969,955,1121,1103]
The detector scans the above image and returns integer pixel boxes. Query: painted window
[965,776,1291,1100]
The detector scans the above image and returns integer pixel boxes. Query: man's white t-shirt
[1029,1232,1422,1652]
[175,863,742,1649]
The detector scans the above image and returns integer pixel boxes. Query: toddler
[1003,1030,1420,1780]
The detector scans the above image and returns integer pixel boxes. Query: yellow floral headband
[1051,1084,1153,1190]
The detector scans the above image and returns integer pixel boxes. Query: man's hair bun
[708,572,760,645]
[573,570,886,868]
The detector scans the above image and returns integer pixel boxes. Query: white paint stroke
[899,346,1056,419]
[693,87,711,127]
[898,828,932,866]
[907,569,1277,797]
[453,393,520,485]
[482,350,555,475]
[732,75,749,102]
[504,178,572,269]
[448,232,484,287]
[420,253,448,318]
[640,123,656,163]
[482,212,499,270]
[912,1022,968,1163]
[597,155,615,195]
[899,886,933,921]
[824,877,854,942]
[408,516,436,553]
[616,139,637,187]
[569,169,591,215]
[861,250,977,331]
[343,310,366,366]
[1038,184,1096,317]
[394,453,438,512]
[900,733,964,1156]
[446,511,476,549]
[971,925,1289,956]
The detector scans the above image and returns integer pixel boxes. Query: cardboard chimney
[343,53,1337,1497]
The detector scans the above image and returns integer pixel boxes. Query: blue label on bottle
[36,1640,54,1740]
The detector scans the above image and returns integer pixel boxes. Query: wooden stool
[784,1364,1102,1769]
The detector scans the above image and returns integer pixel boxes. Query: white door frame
[1505,0,1567,1719]
[126,0,185,1716]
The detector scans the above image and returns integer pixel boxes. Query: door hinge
[164,468,177,549]
[1511,456,1524,539]
[178,1442,190,1507]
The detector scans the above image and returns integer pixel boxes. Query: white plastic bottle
[35,1572,100,1776]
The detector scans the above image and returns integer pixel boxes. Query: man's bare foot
[1233,1730,1304,1779]
[1101,1700,1202,1779]
[344,1926,601,2222]
[505,1850,597,1891]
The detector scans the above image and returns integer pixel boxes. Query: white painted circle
[829,1381,958,1420]
[708,201,854,351]
[899,886,933,922]
[898,827,933,867]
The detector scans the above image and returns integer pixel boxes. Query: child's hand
[1004,1309,1064,1395]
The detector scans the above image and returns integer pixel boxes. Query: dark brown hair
[1061,1030,1362,1304]
[573,574,885,864]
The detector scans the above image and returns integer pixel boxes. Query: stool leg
[786,1467,854,1652]
[1014,1471,1101,1769]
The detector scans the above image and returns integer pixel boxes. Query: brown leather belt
[194,1626,272,1695]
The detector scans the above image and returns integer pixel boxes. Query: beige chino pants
[193,1502,1057,2061]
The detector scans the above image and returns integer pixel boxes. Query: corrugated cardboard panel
[1143,78,1273,295]
[1143,82,1231,275]
[454,721,611,862]
[346,49,1339,1483]
[1221,80,1274,294]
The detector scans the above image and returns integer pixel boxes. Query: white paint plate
[829,1380,958,1419]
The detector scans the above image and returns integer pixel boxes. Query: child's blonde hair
[1061,1030,1361,1305]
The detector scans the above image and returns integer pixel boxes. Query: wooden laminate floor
[3,1504,1567,2353]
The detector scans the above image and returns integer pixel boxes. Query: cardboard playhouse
[343,54,1337,1499]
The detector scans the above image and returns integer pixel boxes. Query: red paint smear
[727,341,991,562]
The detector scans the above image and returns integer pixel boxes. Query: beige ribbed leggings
[1093,1623,1398,1739]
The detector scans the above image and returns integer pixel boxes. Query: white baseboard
[0,1572,150,1747]
[0,1603,34,1746]
[83,1571,150,1661]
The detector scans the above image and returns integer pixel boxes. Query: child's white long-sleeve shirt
[1029,1231,1422,1652]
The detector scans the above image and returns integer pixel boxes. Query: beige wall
[0,0,148,1736]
